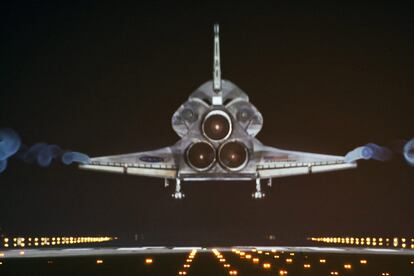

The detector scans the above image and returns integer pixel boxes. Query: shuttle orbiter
[79,24,357,199]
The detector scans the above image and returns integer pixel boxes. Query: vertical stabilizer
[213,24,221,93]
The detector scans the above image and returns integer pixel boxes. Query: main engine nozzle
[202,110,232,141]
[218,140,249,171]
[186,141,216,171]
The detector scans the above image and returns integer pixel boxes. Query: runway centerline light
[263,263,271,269]
[344,264,352,269]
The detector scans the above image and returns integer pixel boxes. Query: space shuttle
[79,24,357,199]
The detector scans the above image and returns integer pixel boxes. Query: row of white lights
[2,236,116,248]
[310,236,414,249]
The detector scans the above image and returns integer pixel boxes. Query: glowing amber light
[279,270,288,275]
[360,259,367,264]
[304,264,311,268]
[330,272,339,275]
[96,259,103,264]
[344,264,352,269]
[229,270,238,275]
[252,258,260,263]
[145,258,153,264]
[178,271,187,275]
[263,263,271,269]
[319,259,326,263]
[286,258,293,263]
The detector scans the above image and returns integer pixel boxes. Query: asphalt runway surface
[1,246,414,275]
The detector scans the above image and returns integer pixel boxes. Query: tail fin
[213,23,221,92]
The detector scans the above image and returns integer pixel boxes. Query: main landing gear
[252,178,270,199]
[168,178,271,199]
[172,178,185,199]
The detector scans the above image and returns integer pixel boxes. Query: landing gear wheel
[172,192,185,199]
[172,178,185,199]
[252,178,265,199]
[252,191,265,199]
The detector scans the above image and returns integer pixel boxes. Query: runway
[1,246,414,275]
[2,246,414,258]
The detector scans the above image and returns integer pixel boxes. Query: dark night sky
[1,2,413,245]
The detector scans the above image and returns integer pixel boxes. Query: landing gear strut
[172,178,185,199]
[252,178,265,199]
